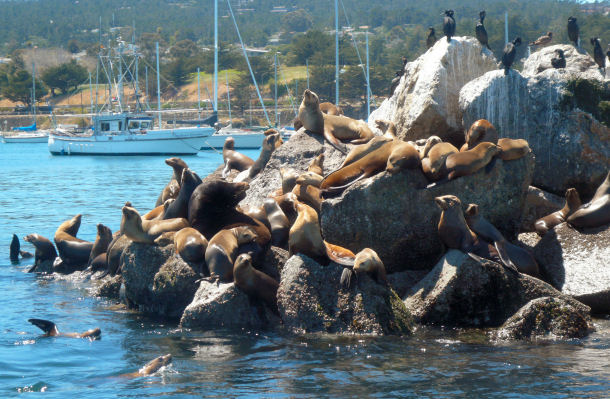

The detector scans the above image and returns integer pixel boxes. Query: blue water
[1,143,609,398]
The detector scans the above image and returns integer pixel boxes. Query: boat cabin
[93,114,154,135]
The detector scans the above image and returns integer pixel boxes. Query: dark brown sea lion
[462,119,498,151]
[233,253,279,314]
[24,234,57,267]
[247,133,282,180]
[156,157,188,207]
[174,227,208,264]
[121,206,189,244]
[105,234,131,276]
[263,198,290,247]
[435,195,477,251]
[307,153,325,176]
[445,142,499,180]
[535,188,582,236]
[120,355,172,378]
[567,171,610,228]
[319,102,343,115]
[88,253,108,272]
[222,137,254,178]
[28,318,101,339]
[163,168,202,220]
[421,142,458,180]
[88,224,113,267]
[297,89,347,153]
[54,214,93,266]
[497,138,530,160]
[339,135,394,169]
[205,226,257,282]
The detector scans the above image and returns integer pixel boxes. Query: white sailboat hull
[2,131,49,143]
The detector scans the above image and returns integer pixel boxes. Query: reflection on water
[0,143,609,397]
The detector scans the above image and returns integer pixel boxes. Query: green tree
[281,9,313,33]
[67,39,80,54]
[231,72,253,114]
[41,60,88,95]
[169,39,200,59]
[0,65,47,105]
[290,30,333,65]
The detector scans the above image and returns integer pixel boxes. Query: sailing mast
[335,0,339,105]
[214,0,218,114]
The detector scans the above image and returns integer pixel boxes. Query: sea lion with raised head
[421,142,459,180]
[163,168,202,220]
[567,171,610,229]
[205,226,257,282]
[535,188,582,236]
[233,253,279,314]
[28,318,101,339]
[307,153,324,176]
[156,157,188,207]
[121,205,189,244]
[497,138,530,160]
[54,214,93,266]
[435,195,477,251]
[222,137,255,179]
[87,224,113,267]
[120,355,172,378]
[445,142,499,180]
[462,119,498,151]
[292,181,323,212]
[263,198,290,247]
[174,227,208,264]
[247,133,282,180]
[24,234,57,268]
[298,89,347,153]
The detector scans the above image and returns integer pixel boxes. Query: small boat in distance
[201,124,266,150]
[1,123,49,143]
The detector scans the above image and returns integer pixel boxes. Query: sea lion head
[81,328,102,340]
[296,171,323,187]
[224,137,235,151]
[386,142,421,174]
[165,157,187,170]
[565,188,582,211]
[466,119,497,148]
[353,248,383,274]
[233,253,253,274]
[163,198,175,212]
[24,234,37,244]
[435,194,461,211]
[97,223,112,239]
[262,133,282,151]
[284,192,299,212]
[263,128,278,136]
[464,203,479,218]
[547,32,553,38]
[121,206,143,232]
[181,168,202,189]
[234,226,257,245]
[302,89,319,107]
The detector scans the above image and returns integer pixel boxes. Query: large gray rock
[460,68,609,198]
[180,281,279,330]
[321,152,534,272]
[404,250,590,327]
[522,44,605,80]
[277,255,414,335]
[495,296,593,340]
[532,222,610,314]
[386,270,430,299]
[121,242,200,319]
[369,36,497,144]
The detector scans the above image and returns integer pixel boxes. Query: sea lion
[28,318,101,340]
[535,187,582,236]
[319,102,343,116]
[502,37,522,75]
[288,200,326,260]
[24,234,57,268]
[87,224,113,267]
[121,205,189,244]
[426,27,436,49]
[233,253,279,313]
[263,198,290,247]
[475,11,490,50]
[105,234,131,276]
[497,138,530,160]
[247,133,281,180]
[88,253,108,272]
[375,119,397,139]
[307,153,324,176]
[292,182,323,212]
[339,135,394,169]
[222,137,254,178]
[435,195,477,251]
[445,142,499,180]
[421,142,459,181]
[156,157,188,207]
[567,171,610,228]
[174,227,208,264]
[163,168,202,219]
[385,141,421,174]
[298,89,347,154]
[530,32,553,47]
[420,136,443,159]
[54,214,94,266]
[280,168,299,194]
[591,38,606,71]
[551,49,566,69]
[567,17,579,47]
[296,171,323,188]
[339,248,388,289]
[462,119,498,151]
[323,113,375,145]
[443,10,456,42]
[465,204,539,276]
[205,226,257,282]
[120,354,172,378]
[10,234,20,262]
[241,204,270,230]
[143,203,166,221]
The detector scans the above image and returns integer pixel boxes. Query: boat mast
[274,52,278,127]
[335,0,339,105]
[226,70,232,124]
[366,30,370,120]
[156,42,161,128]
[89,72,93,118]
[306,58,309,89]
[31,63,36,125]
[197,67,201,119]
[213,0,218,113]
[118,42,124,112]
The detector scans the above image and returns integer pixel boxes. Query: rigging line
[226,0,272,126]
[277,57,297,117]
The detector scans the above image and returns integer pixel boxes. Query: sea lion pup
[339,248,388,289]
[567,16,579,47]
[120,354,172,378]
[465,204,539,276]
[375,119,397,139]
[530,31,553,47]
[174,227,208,264]
[28,319,101,340]
[163,168,202,220]
[426,27,436,49]
[298,89,347,154]
[591,38,606,71]
[233,253,279,314]
[87,224,113,267]
[421,142,459,180]
[443,10,456,42]
[222,137,254,179]
[567,171,610,228]
[319,101,343,116]
[156,157,188,207]
[24,234,57,269]
[445,142,499,180]
[502,37,521,75]
[263,198,290,247]
[205,226,257,282]
[121,205,189,245]
[462,119,498,151]
[307,153,325,176]
[497,138,530,160]
[535,188,582,236]
[246,132,282,180]
[419,135,443,159]
[551,49,566,69]
[54,214,94,266]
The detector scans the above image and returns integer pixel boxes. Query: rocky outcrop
[495,297,593,340]
[95,275,122,300]
[460,68,609,198]
[321,152,534,273]
[121,242,200,319]
[277,255,414,335]
[522,44,605,80]
[180,281,279,330]
[386,270,430,298]
[531,222,610,314]
[521,186,564,232]
[369,37,497,145]
[404,250,590,327]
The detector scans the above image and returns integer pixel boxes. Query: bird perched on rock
[567,16,579,47]
[502,37,521,75]
[530,31,552,47]
[591,38,605,71]
[427,27,436,49]
[443,10,456,42]
[551,49,566,69]
[475,10,490,49]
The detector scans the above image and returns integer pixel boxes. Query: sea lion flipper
[494,241,519,274]
[28,319,58,335]
[340,267,356,289]
[323,127,347,154]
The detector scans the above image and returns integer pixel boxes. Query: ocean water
[1,143,609,398]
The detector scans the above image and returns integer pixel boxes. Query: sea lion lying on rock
[121,205,188,244]
[205,226,257,282]
[567,171,610,229]
[461,119,498,151]
[222,137,254,179]
[421,142,458,181]
[233,253,279,314]
[54,214,94,266]
[445,142,499,180]
[535,188,581,236]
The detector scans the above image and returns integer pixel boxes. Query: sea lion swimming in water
[54,214,94,266]
[156,157,188,207]
[535,188,582,236]
[28,318,101,339]
[120,354,172,378]
[222,137,255,179]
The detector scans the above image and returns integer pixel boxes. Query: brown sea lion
[374,119,397,138]
[462,119,499,151]
[292,180,323,212]
[435,195,477,251]
[385,141,421,174]
[205,226,257,282]
[339,248,388,289]
[163,168,202,220]
[298,89,347,154]
[280,168,299,195]
[445,142,499,180]
[24,233,57,267]
[323,113,375,145]
[174,227,208,264]
[28,319,101,340]
[247,133,282,180]
[497,138,530,160]
[88,253,108,272]
[535,188,582,236]
[121,205,189,244]
[296,171,323,188]
[263,198,290,247]
[567,172,610,229]
[233,253,279,314]
[120,355,172,378]
[222,137,254,178]
[143,203,166,221]
[54,214,94,266]
[156,157,188,207]
[307,154,324,176]
[87,224,113,267]
[319,102,343,115]
[421,142,458,180]
[105,234,131,276]
[241,204,271,230]
[272,192,299,225]
[420,136,443,159]
[339,135,394,169]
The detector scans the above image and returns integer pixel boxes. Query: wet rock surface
[95,275,122,300]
